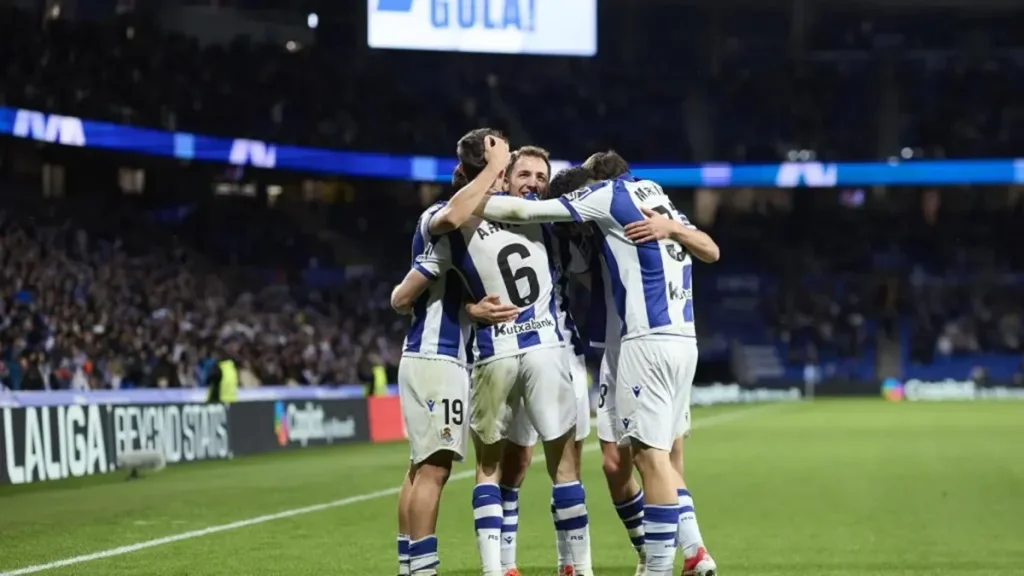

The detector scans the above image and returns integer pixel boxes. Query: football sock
[499,485,519,570]
[677,488,706,558]
[552,481,593,572]
[472,483,504,576]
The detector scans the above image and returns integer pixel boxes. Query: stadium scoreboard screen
[368,0,597,57]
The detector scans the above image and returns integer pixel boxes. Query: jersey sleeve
[418,202,447,239]
[479,195,577,224]
[676,211,699,230]
[557,181,614,223]
[413,234,453,280]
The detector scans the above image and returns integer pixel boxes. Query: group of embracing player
[389,128,721,576]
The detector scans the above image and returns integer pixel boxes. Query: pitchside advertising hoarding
[0,403,231,485]
[881,378,1024,402]
[229,399,370,456]
[368,0,597,56]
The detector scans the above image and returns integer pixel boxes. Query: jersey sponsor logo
[492,316,555,337]
[111,404,230,465]
[667,282,692,302]
[273,401,358,447]
[2,405,110,485]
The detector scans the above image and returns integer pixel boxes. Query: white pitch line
[0,403,785,575]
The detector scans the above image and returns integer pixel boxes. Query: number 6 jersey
[415,194,566,365]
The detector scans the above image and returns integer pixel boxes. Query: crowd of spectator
[2,5,1023,163]
[0,197,404,392]
[2,2,1024,389]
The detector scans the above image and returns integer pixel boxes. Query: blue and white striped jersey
[415,194,565,365]
[558,174,696,340]
[402,202,474,365]
[478,174,697,342]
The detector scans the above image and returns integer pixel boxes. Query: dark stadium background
[0,1,1023,575]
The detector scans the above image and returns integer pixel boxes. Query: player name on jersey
[473,220,524,240]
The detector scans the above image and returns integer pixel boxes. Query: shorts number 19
[441,398,464,425]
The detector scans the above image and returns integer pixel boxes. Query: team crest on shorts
[440,426,454,446]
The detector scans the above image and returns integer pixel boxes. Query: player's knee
[670,436,684,473]
[600,442,624,478]
[418,450,455,484]
[630,441,671,474]
[541,431,577,483]
[500,443,532,487]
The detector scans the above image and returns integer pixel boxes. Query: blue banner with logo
[2,106,1023,187]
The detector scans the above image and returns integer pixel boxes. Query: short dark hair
[548,165,596,199]
[582,150,630,180]
[451,164,469,190]
[507,145,551,179]
[456,128,506,181]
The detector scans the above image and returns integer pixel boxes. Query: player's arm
[392,234,454,314]
[464,295,519,325]
[428,136,511,234]
[390,268,432,315]
[476,182,611,224]
[623,207,721,263]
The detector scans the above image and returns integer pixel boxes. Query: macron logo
[377,0,414,11]
[12,109,86,147]
[228,139,277,169]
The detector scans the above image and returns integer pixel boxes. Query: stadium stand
[1,2,1023,394]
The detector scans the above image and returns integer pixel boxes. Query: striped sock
[499,485,519,570]
[677,488,706,558]
[472,483,504,575]
[397,534,410,576]
[409,535,439,575]
[643,504,680,576]
[552,481,592,571]
[614,489,646,558]
[551,498,572,568]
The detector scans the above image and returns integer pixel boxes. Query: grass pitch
[2,400,1022,575]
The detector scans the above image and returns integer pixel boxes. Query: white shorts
[507,351,591,446]
[596,346,627,445]
[398,356,470,464]
[470,346,576,446]
[616,335,698,451]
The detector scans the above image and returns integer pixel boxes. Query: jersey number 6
[496,243,540,308]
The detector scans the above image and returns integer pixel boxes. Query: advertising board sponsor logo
[1,405,110,485]
[228,138,277,168]
[274,401,358,447]
[774,162,839,188]
[898,379,1024,402]
[13,109,86,147]
[691,383,803,407]
[111,404,230,464]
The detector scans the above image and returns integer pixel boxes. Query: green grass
[2,400,1023,575]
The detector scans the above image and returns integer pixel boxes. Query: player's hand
[483,135,511,169]
[624,206,675,243]
[466,295,519,325]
